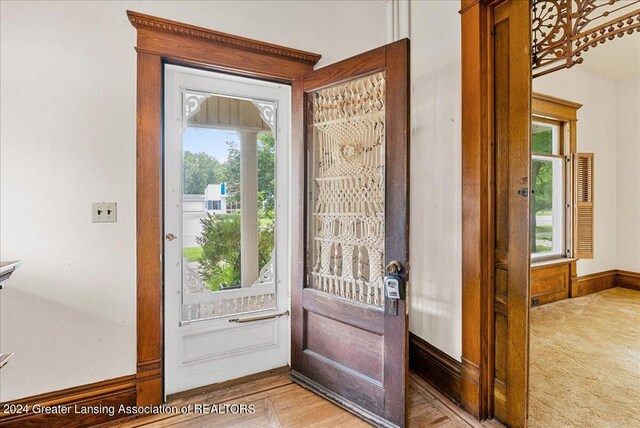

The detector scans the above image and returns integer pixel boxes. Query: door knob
[166,233,177,241]
[386,260,402,275]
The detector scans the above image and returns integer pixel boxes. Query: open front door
[290,39,410,428]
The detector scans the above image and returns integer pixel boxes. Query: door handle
[228,310,289,324]
[166,233,177,241]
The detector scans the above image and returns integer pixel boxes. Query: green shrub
[197,213,274,291]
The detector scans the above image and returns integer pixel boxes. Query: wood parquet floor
[105,369,502,428]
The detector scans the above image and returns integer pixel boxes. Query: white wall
[615,77,640,272]
[0,0,387,401]
[408,0,462,361]
[533,67,618,275]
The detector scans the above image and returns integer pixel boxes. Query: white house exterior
[204,183,227,214]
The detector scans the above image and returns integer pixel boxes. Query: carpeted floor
[529,287,640,428]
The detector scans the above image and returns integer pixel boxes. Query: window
[531,92,593,261]
[531,119,566,260]
[206,200,221,211]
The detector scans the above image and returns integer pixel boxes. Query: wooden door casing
[291,39,410,428]
[129,10,321,406]
[460,0,532,424]
[493,1,532,427]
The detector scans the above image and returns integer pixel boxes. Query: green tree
[183,151,224,195]
[221,141,241,206]
[531,130,554,252]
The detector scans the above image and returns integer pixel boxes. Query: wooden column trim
[461,1,532,425]
[128,10,320,406]
[135,51,163,407]
[460,0,495,420]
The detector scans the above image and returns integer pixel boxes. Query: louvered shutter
[573,153,594,258]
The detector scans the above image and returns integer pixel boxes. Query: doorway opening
[163,65,291,396]
[131,11,411,427]
[528,1,640,425]
[461,1,640,426]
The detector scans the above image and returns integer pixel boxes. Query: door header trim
[127,11,321,65]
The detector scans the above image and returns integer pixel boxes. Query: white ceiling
[575,34,640,80]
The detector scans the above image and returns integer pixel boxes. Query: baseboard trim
[0,374,136,428]
[573,270,617,297]
[573,269,640,297]
[408,332,461,404]
[617,270,640,291]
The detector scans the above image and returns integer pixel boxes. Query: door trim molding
[128,10,320,406]
[128,12,320,65]
[460,0,532,424]
[460,0,499,419]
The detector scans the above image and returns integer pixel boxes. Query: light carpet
[529,287,640,428]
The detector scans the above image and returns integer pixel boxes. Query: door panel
[164,65,291,396]
[291,40,409,428]
[492,1,531,427]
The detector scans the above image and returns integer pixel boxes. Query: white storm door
[164,65,291,396]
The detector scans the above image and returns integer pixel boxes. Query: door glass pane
[181,92,277,322]
[308,72,386,307]
[531,156,565,258]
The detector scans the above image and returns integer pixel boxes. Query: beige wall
[408,0,462,361]
[0,0,388,401]
[615,77,640,272]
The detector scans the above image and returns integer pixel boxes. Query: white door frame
[163,64,292,396]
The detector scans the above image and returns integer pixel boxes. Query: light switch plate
[92,202,117,223]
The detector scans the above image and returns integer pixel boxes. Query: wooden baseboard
[616,270,640,291]
[573,270,617,297]
[408,332,461,404]
[0,374,136,428]
[573,269,640,297]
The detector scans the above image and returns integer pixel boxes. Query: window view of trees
[184,133,275,291]
[531,125,562,256]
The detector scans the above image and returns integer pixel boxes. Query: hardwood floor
[103,370,501,427]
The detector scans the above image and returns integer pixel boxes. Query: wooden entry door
[290,39,410,428]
